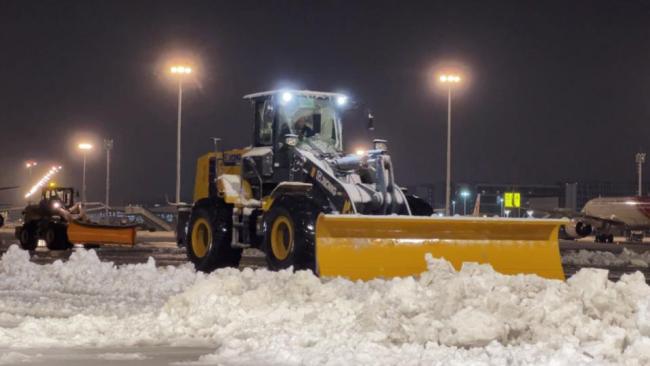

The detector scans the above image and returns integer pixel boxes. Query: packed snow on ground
[0,351,42,365]
[563,249,650,268]
[2,245,650,365]
[96,352,149,360]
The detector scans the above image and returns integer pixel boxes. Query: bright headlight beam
[281,91,293,104]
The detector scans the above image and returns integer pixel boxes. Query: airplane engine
[562,219,592,239]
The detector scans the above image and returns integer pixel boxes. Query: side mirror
[367,110,375,131]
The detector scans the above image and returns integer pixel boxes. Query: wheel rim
[191,218,212,258]
[271,216,293,261]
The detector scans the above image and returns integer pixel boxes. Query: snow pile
[0,245,201,326]
[563,249,650,268]
[2,245,650,364]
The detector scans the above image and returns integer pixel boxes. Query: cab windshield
[277,95,343,154]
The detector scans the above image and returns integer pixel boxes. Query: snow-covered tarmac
[2,245,650,365]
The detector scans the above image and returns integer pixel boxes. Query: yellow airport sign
[504,192,521,208]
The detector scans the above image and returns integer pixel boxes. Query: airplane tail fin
[472,193,481,216]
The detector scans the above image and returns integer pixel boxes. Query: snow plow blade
[315,215,567,281]
[67,220,137,246]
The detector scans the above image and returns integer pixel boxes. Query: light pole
[451,200,456,215]
[25,160,37,180]
[78,143,93,204]
[636,153,646,196]
[498,196,504,217]
[460,189,470,215]
[170,64,193,204]
[438,73,462,216]
[25,161,38,203]
[104,139,113,216]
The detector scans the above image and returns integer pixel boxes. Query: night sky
[1,0,649,206]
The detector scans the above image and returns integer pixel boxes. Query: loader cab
[41,187,75,210]
[249,90,346,151]
[245,90,348,188]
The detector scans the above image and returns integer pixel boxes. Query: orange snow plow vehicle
[179,90,567,280]
[15,187,135,250]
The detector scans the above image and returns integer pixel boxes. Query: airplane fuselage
[582,196,650,230]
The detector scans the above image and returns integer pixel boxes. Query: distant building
[415,180,647,216]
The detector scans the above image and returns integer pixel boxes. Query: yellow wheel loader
[183,90,566,280]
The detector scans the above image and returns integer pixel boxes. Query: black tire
[0,214,4,229]
[186,201,242,272]
[263,196,320,272]
[45,223,72,250]
[595,234,615,243]
[18,223,38,251]
[405,194,434,216]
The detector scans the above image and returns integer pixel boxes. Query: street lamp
[451,200,456,215]
[636,152,646,196]
[25,160,37,179]
[497,196,504,217]
[170,64,193,204]
[78,143,93,203]
[460,189,470,215]
[438,73,462,216]
[104,139,114,217]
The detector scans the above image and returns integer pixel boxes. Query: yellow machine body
[67,220,136,246]
[316,215,567,281]
[193,149,249,203]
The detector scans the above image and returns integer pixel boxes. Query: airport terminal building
[411,181,650,216]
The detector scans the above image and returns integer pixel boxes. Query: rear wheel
[186,201,242,272]
[18,223,38,251]
[263,197,320,272]
[45,223,72,250]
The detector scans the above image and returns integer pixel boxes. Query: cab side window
[254,100,274,146]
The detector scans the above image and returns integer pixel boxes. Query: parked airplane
[557,196,650,243]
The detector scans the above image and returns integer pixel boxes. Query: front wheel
[263,197,320,272]
[45,223,72,250]
[17,223,38,251]
[186,202,242,272]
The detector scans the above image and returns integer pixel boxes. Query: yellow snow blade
[67,220,136,246]
[315,215,567,281]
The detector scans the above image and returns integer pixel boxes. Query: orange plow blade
[67,220,136,246]
[315,215,567,281]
